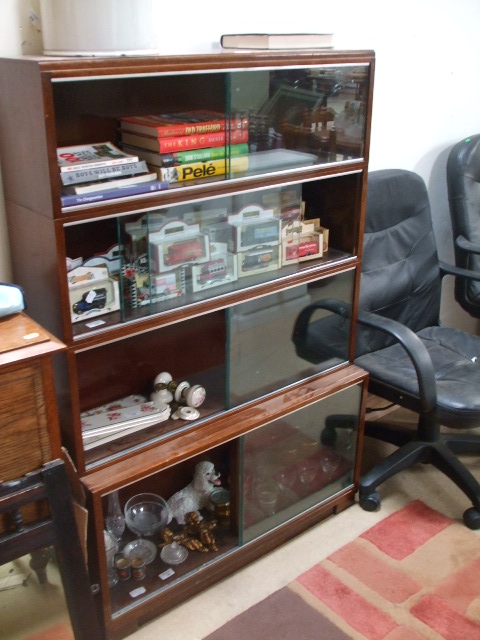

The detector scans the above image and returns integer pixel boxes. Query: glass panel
[65,173,361,339]
[54,64,368,207]
[76,311,226,467]
[240,383,362,544]
[227,271,354,407]
[229,65,368,174]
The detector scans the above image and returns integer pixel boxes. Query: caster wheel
[463,507,480,530]
[359,491,381,512]
[320,427,337,446]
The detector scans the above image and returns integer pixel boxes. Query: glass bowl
[124,492,169,537]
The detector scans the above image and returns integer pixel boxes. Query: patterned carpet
[205,501,480,639]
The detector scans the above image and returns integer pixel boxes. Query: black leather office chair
[293,169,480,528]
[446,134,480,318]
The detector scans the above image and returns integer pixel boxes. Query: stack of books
[118,111,250,184]
[58,141,169,207]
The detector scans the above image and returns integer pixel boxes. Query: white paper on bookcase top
[39,0,163,56]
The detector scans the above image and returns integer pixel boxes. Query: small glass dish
[160,542,188,565]
[123,539,157,564]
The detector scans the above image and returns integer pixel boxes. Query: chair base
[359,420,480,529]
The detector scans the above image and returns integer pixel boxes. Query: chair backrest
[0,459,102,640]
[357,169,442,354]
[446,134,480,317]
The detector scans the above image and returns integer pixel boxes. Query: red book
[120,129,249,153]
[119,111,249,139]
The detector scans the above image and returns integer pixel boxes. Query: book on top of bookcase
[119,111,249,138]
[57,141,139,173]
[220,33,333,49]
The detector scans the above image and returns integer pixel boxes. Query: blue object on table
[0,283,26,317]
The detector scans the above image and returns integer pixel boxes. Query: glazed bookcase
[0,48,374,639]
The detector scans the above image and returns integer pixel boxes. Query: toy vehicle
[198,259,227,282]
[72,288,107,314]
[165,239,204,265]
[285,240,318,261]
[242,247,274,271]
[240,219,280,247]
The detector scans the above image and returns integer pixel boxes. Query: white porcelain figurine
[167,461,221,525]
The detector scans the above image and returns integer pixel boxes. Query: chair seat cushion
[356,326,480,426]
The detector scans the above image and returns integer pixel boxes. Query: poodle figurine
[167,461,221,525]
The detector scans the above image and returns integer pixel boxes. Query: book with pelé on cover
[220,33,333,50]
[154,155,249,183]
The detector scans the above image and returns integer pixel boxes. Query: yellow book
[153,156,249,183]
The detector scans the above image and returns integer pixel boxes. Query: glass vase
[105,490,126,541]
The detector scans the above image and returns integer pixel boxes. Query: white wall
[1,0,479,331]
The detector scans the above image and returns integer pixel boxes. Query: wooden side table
[0,312,65,580]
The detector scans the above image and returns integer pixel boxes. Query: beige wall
[1,0,479,333]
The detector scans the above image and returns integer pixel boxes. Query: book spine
[159,144,249,166]
[120,115,249,138]
[60,160,148,186]
[123,129,249,153]
[157,156,248,183]
[59,155,139,174]
[61,179,169,207]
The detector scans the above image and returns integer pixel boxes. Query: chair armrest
[356,309,437,415]
[292,299,437,415]
[292,298,350,342]
[456,235,480,256]
[439,260,480,282]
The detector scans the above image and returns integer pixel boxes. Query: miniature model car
[72,288,107,314]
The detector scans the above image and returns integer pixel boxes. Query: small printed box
[317,226,329,253]
[237,244,280,277]
[68,266,120,323]
[281,221,323,266]
[190,242,238,292]
[149,219,210,273]
[303,217,329,253]
[131,270,185,307]
[228,204,281,253]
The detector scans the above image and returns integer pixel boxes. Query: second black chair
[446,133,480,318]
[293,169,480,528]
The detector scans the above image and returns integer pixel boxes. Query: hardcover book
[63,171,157,195]
[57,141,139,173]
[119,111,249,139]
[120,129,249,154]
[220,33,334,49]
[61,178,169,207]
[155,156,249,183]
[60,160,149,186]
[120,143,249,167]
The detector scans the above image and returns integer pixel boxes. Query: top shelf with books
[33,53,372,217]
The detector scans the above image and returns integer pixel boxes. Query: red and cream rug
[205,500,480,640]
